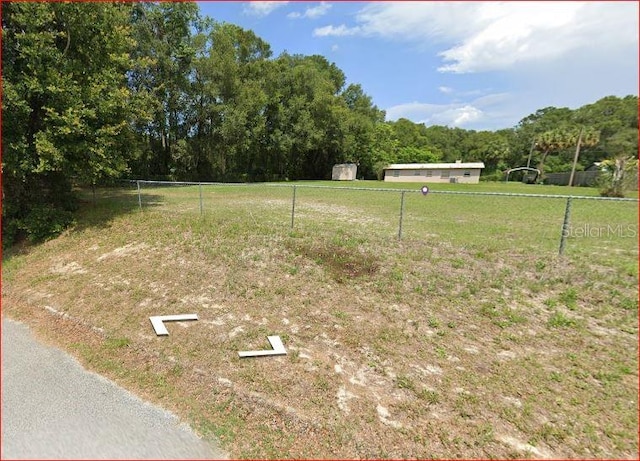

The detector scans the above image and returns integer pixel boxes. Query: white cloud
[438,86,453,94]
[313,24,361,37]
[315,2,638,73]
[243,2,289,17]
[386,92,513,129]
[288,2,332,20]
[331,44,339,52]
[386,102,484,128]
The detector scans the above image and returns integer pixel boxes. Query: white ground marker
[238,335,287,358]
[150,314,198,336]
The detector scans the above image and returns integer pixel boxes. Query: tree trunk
[536,150,550,183]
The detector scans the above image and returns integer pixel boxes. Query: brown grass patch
[285,238,379,282]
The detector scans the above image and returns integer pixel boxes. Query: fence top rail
[128,180,639,202]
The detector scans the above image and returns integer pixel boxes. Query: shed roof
[385,162,485,170]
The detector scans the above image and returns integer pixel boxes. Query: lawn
[2,180,638,458]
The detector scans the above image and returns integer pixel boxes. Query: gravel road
[1,318,227,459]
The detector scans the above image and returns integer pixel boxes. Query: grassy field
[3,180,638,458]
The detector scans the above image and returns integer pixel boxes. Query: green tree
[2,2,135,245]
[395,146,441,164]
[128,2,201,179]
[599,128,639,197]
[193,22,272,181]
[461,130,510,172]
[389,118,430,149]
[370,123,400,179]
[533,128,577,178]
[510,107,574,169]
[421,125,467,162]
[339,84,385,178]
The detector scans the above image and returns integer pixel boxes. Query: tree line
[2,2,638,246]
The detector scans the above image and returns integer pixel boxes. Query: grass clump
[547,311,577,328]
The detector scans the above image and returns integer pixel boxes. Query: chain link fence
[123,180,637,258]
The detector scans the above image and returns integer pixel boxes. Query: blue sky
[197,1,638,131]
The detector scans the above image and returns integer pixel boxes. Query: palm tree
[535,128,575,180]
[568,127,600,186]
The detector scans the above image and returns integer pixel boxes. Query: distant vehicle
[505,167,540,184]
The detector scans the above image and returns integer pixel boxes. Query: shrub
[19,206,75,243]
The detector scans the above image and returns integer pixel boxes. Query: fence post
[558,197,572,255]
[291,185,297,229]
[398,191,406,239]
[199,182,203,216]
[137,180,142,211]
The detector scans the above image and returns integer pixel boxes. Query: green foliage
[548,311,577,329]
[2,2,135,246]
[1,2,637,249]
[20,206,75,244]
[597,128,639,197]
[510,97,637,181]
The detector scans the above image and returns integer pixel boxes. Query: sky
[197,1,639,131]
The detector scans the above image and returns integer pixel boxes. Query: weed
[428,317,440,328]
[418,389,440,405]
[455,393,479,418]
[593,371,623,385]
[395,375,416,391]
[289,349,300,363]
[530,423,568,444]
[618,296,638,311]
[451,258,465,269]
[390,267,404,281]
[333,310,349,321]
[169,363,183,377]
[105,337,131,349]
[548,311,577,328]
[474,423,495,446]
[494,308,528,328]
[559,288,578,310]
[479,303,500,319]
[550,371,563,382]
[314,376,330,391]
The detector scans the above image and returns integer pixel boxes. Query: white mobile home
[332,163,357,181]
[384,161,485,184]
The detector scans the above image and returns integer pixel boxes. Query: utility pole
[568,127,584,187]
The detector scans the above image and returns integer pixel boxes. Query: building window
[441,170,450,179]
[463,171,471,177]
[426,170,433,177]
[414,170,421,176]
[393,170,399,177]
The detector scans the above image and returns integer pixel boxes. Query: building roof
[385,162,485,170]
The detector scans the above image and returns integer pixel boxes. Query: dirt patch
[286,239,379,282]
[97,242,150,262]
[50,261,87,275]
